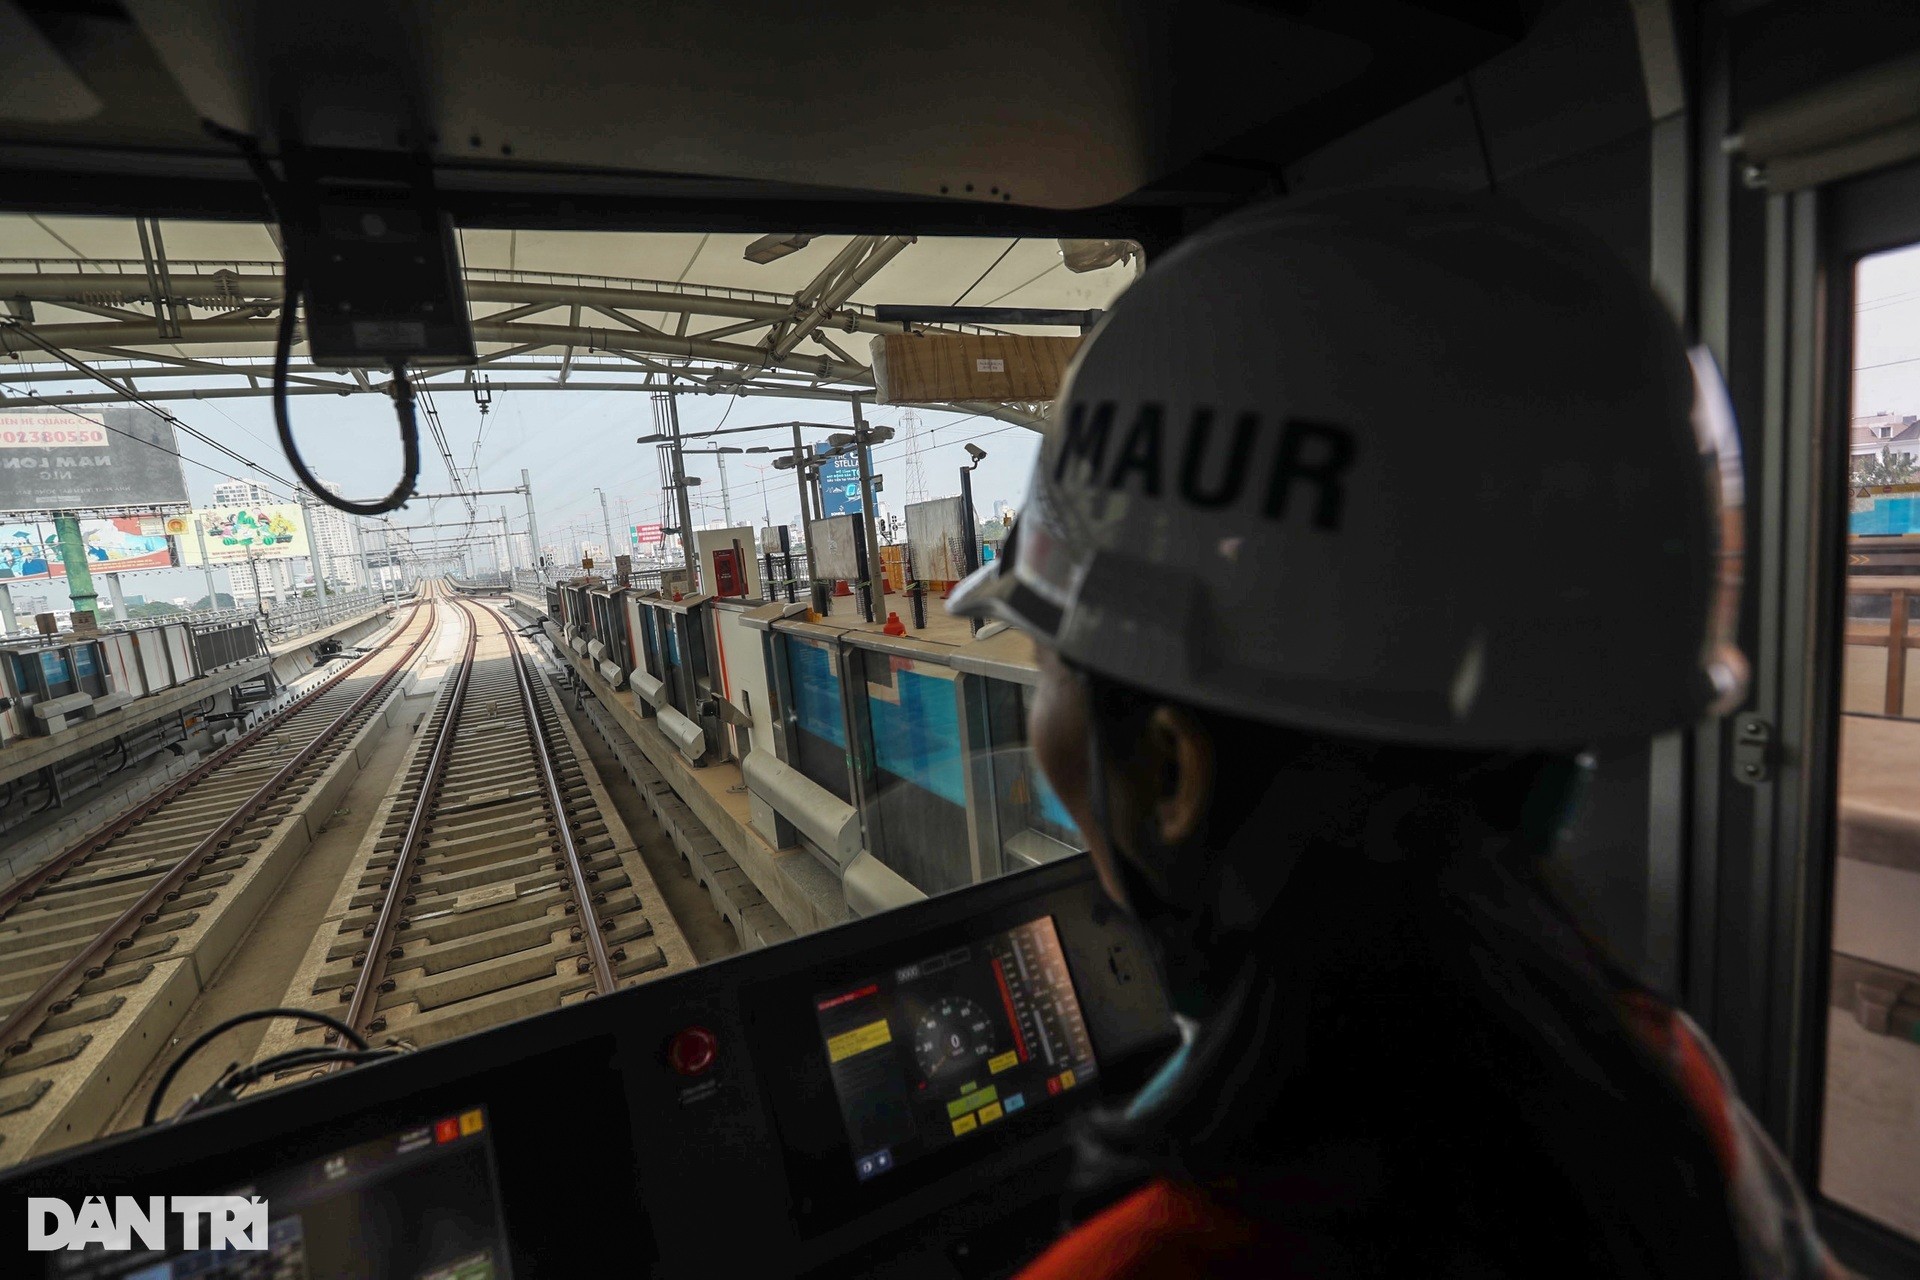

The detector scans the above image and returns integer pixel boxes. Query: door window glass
[1823,241,1920,1240]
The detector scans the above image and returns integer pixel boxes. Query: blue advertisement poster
[815,444,875,517]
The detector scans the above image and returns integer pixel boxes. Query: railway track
[259,595,693,1068]
[0,590,441,1161]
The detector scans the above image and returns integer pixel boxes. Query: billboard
[0,515,176,582]
[176,504,310,565]
[631,523,664,545]
[0,407,191,514]
[814,444,877,517]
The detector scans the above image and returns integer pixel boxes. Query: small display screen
[53,1106,512,1280]
[813,916,1098,1182]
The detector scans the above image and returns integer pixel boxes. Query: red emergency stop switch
[667,1026,718,1076]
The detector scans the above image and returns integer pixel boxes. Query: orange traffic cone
[882,611,907,637]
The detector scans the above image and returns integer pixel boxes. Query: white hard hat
[950,191,1746,750]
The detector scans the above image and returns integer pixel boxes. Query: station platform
[0,605,394,795]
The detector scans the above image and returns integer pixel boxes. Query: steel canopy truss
[0,257,1049,431]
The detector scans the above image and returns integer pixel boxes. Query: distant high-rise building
[210,478,280,507]
[992,498,1014,522]
[299,483,361,588]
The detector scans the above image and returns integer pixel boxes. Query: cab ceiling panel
[0,0,1529,220]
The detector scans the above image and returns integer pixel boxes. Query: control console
[3,859,1174,1278]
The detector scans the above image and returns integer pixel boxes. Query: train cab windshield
[3,2,1920,1278]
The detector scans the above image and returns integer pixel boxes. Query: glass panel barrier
[786,635,854,804]
[861,654,970,896]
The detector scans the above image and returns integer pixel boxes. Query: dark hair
[1072,674,1745,1277]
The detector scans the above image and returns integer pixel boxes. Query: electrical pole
[521,467,542,581]
[717,451,734,526]
[792,424,813,526]
[665,390,699,590]
[194,514,219,611]
[52,513,96,623]
[297,489,328,606]
[596,486,616,566]
[851,395,883,623]
[246,545,265,623]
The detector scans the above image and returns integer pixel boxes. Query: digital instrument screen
[813,916,1098,1181]
[53,1106,512,1280]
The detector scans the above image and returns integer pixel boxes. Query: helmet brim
[946,553,1066,643]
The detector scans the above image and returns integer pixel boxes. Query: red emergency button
[667,1026,718,1076]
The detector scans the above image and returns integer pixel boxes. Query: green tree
[1854,450,1919,487]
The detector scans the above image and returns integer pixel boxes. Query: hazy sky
[1854,241,1920,420]
[2,373,1043,607]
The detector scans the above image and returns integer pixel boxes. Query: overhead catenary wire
[0,320,301,501]
[0,385,298,502]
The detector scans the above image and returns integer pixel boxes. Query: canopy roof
[0,217,1140,431]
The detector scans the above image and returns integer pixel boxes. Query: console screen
[813,916,1098,1181]
[52,1106,512,1280]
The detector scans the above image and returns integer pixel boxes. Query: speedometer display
[912,996,996,1082]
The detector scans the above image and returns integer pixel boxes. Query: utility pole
[51,513,96,623]
[665,390,699,590]
[353,519,376,598]
[717,451,734,526]
[595,486,617,565]
[194,514,219,611]
[792,424,814,526]
[297,489,328,606]
[851,395,883,623]
[521,467,542,581]
[246,545,265,623]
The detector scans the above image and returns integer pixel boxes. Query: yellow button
[1059,1069,1076,1090]
[978,1102,1004,1125]
[952,1114,978,1136]
[988,1050,1020,1075]
[459,1109,484,1136]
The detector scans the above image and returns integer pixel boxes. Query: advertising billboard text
[176,504,311,565]
[815,445,876,517]
[0,407,191,514]
[0,516,176,582]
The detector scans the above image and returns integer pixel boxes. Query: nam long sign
[0,408,191,514]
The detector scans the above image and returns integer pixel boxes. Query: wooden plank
[869,333,1081,404]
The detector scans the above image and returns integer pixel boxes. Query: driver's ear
[1146,706,1213,847]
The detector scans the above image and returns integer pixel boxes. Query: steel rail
[488,599,618,996]
[0,599,441,1057]
[339,598,479,1035]
[0,602,422,916]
